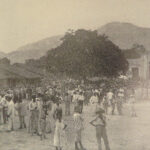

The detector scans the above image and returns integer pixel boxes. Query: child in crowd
[54,106,67,150]
[129,94,137,117]
[73,106,86,150]
[90,106,110,150]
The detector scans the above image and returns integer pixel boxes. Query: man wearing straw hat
[90,105,110,150]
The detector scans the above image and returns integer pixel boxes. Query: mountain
[98,22,150,50]
[7,35,62,63]
[7,22,150,63]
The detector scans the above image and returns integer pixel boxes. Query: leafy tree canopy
[0,57,10,65]
[46,29,128,79]
[123,44,146,59]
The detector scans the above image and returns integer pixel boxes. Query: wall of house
[127,54,150,100]
[127,54,148,80]
[0,78,41,88]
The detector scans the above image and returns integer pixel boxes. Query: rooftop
[0,64,42,80]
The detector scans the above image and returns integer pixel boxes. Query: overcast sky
[0,0,150,53]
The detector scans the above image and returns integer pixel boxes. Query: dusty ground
[0,101,150,150]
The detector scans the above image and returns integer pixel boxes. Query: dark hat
[32,95,36,99]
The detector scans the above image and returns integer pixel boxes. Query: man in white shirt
[90,93,99,105]
[107,90,113,101]
[7,96,15,131]
[1,95,8,124]
[90,93,99,115]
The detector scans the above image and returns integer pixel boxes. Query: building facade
[0,64,42,88]
[127,53,149,80]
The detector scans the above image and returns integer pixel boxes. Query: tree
[0,57,10,65]
[25,59,36,65]
[25,56,46,68]
[123,44,146,59]
[46,29,128,79]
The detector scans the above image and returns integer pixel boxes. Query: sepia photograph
[0,0,150,150]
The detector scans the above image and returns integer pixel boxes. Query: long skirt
[54,129,63,147]
[30,111,38,133]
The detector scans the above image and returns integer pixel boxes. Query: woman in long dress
[28,96,38,135]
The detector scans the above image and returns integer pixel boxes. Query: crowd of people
[0,83,136,150]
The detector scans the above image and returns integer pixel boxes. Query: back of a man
[78,92,85,113]
[64,93,69,115]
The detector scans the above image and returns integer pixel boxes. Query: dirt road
[0,101,150,150]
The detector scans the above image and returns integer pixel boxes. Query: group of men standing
[70,87,125,116]
[104,88,125,115]
[0,93,27,131]
[0,84,129,150]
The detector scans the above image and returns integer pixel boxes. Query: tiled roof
[0,64,42,80]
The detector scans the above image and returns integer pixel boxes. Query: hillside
[98,22,150,50]
[7,22,150,63]
[7,35,62,63]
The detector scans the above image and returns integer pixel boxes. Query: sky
[0,0,150,53]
